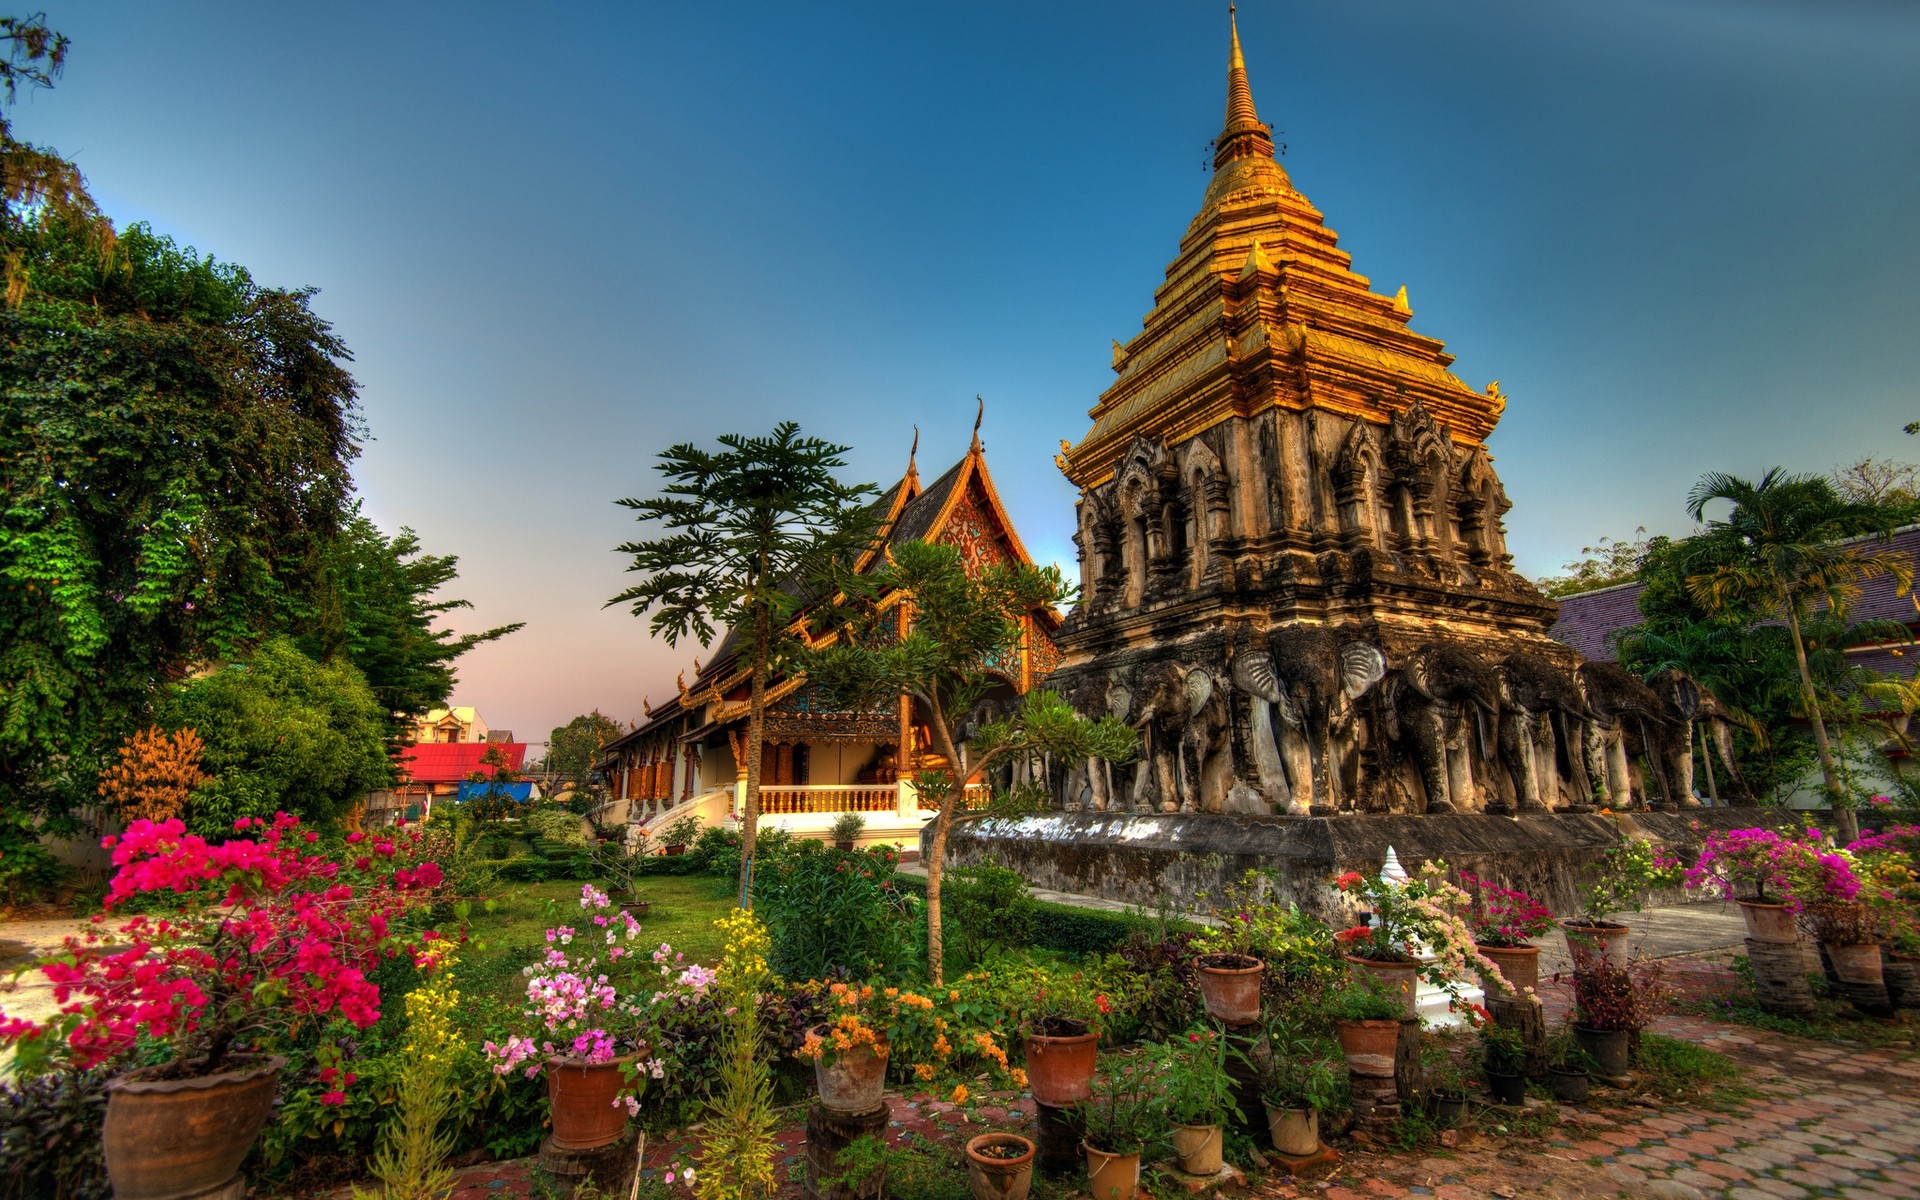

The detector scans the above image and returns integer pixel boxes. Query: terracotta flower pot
[1023,1017,1098,1106]
[1825,942,1885,987]
[102,1054,285,1200]
[1736,900,1797,945]
[1333,1018,1400,1078]
[1475,943,1539,994]
[1572,1025,1630,1078]
[1171,1124,1223,1175]
[665,844,687,856]
[1562,920,1629,970]
[964,1133,1035,1200]
[547,1055,634,1150]
[1195,953,1264,1025]
[1265,1105,1320,1157]
[623,900,652,920]
[1082,1141,1142,1200]
[1344,955,1418,1019]
[1884,952,1920,1010]
[812,1028,890,1114]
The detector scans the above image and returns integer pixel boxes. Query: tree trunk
[1785,607,1857,842]
[1699,723,1718,804]
[923,697,991,988]
[739,603,770,908]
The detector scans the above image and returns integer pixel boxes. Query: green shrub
[945,865,1037,971]
[0,1068,111,1200]
[757,841,916,981]
[525,808,587,847]
[692,827,743,877]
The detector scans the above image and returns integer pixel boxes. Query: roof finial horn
[971,396,984,453]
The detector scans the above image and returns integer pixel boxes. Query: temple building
[1047,16,1644,819]
[596,429,1064,851]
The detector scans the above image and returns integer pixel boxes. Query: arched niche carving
[1114,436,1167,607]
[1181,437,1228,585]
[1331,422,1384,550]
[1385,400,1450,554]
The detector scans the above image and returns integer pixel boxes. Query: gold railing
[919,783,992,812]
[757,785,898,815]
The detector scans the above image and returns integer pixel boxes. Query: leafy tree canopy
[545,709,627,786]
[155,637,393,836]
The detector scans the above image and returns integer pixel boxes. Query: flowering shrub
[792,978,1027,1099]
[482,885,654,1086]
[1332,862,1510,997]
[1846,826,1920,948]
[1569,959,1668,1033]
[1457,874,1555,947]
[0,814,441,1088]
[1683,827,1858,910]
[1577,835,1684,921]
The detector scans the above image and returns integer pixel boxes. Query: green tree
[1682,469,1913,839]
[609,422,882,906]
[804,540,1135,984]
[297,506,521,740]
[156,638,393,835]
[544,709,627,788]
[1534,527,1660,597]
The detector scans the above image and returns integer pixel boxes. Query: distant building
[364,739,533,825]
[413,706,489,745]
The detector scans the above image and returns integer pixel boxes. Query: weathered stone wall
[928,807,1803,922]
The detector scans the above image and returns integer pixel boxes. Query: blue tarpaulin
[456,781,536,802]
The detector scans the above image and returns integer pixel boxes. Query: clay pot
[1082,1142,1141,1200]
[1170,1124,1223,1175]
[103,1054,285,1200]
[1265,1106,1320,1156]
[1484,1070,1527,1106]
[964,1133,1034,1200]
[1475,944,1540,994]
[1825,942,1885,987]
[1332,1018,1400,1078]
[1549,1067,1590,1104]
[623,900,652,920]
[1561,921,1629,970]
[1430,1094,1468,1128]
[1023,1018,1098,1107]
[1344,955,1418,1019]
[835,840,857,852]
[1737,901,1797,945]
[812,1029,890,1115]
[547,1055,634,1150]
[1195,953,1264,1025]
[664,844,687,856]
[1884,953,1920,1010]
[1572,1025,1630,1078]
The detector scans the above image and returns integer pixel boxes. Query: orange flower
[950,1084,969,1105]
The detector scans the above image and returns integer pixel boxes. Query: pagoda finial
[971,395,984,454]
[1215,4,1276,171]
[906,425,920,486]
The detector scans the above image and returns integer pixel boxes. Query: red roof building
[397,742,527,785]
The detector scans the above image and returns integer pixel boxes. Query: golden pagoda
[1049,13,1585,820]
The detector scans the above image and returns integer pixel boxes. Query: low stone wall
[926,807,1804,922]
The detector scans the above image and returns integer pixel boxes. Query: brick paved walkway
[325,953,1919,1200]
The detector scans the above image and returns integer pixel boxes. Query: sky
[14,1,1919,748]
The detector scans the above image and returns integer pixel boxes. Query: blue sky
[16,1,1919,745]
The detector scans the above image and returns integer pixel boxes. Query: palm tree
[1683,469,1914,840]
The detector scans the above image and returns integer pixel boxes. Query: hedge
[887,872,1191,956]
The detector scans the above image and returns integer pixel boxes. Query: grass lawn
[461,872,738,1005]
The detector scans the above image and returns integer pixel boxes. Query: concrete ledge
[929,807,1795,920]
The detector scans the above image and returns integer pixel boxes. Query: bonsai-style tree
[610,423,881,906]
[804,539,1135,983]
[1683,468,1913,841]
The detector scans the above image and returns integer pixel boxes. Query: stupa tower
[1050,13,1582,819]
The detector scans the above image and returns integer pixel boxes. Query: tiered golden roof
[1061,13,1506,490]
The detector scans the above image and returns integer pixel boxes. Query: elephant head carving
[1231,626,1384,814]
[1403,642,1501,751]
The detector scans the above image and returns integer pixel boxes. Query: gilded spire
[1215,5,1275,171]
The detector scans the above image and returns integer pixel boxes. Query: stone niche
[928,807,1786,921]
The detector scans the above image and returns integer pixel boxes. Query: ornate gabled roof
[1060,13,1507,490]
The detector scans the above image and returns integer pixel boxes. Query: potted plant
[1477,1023,1528,1106]
[1683,826,1836,944]
[1544,1023,1595,1104]
[795,980,912,1115]
[1078,1055,1165,1200]
[1333,861,1514,1014]
[1258,1021,1348,1156]
[1569,958,1667,1078]
[1805,900,1887,1009]
[0,815,445,1200]
[1190,908,1266,1025]
[1148,1029,1242,1175]
[1565,835,1680,969]
[1418,1033,1470,1127]
[483,884,649,1147]
[1324,973,1405,1079]
[660,814,702,855]
[832,811,866,852]
[588,828,651,916]
[1019,977,1109,1107]
[964,1132,1036,1200]
[1459,872,1554,993]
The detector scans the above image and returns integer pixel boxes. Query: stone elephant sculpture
[1060,671,1126,811]
[1643,668,1704,811]
[1124,659,1229,813]
[1692,685,1754,806]
[1231,626,1385,815]
[1389,642,1502,813]
[1495,653,1592,813]
[1576,662,1672,810]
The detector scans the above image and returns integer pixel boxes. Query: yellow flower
[949,1084,968,1105]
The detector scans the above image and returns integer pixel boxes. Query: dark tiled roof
[1848,644,1919,680]
[888,456,967,548]
[1548,582,1645,663]
[1835,526,1920,625]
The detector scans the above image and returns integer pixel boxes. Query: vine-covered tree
[804,539,1136,984]
[609,423,882,906]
